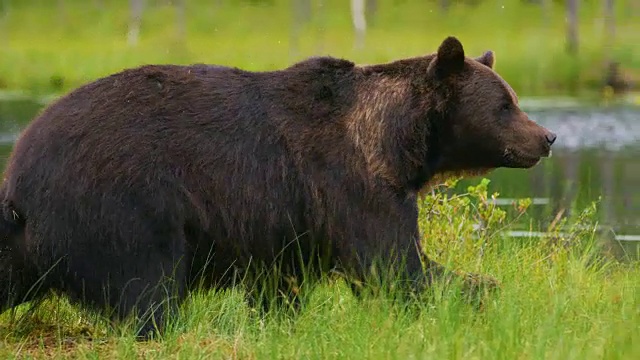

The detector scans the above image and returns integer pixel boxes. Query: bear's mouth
[502,148,543,168]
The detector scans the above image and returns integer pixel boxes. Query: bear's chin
[502,149,543,169]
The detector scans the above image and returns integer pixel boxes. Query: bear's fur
[0,36,556,339]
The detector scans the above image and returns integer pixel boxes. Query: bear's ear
[427,36,465,78]
[476,50,495,69]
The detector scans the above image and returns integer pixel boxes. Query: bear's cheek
[459,120,507,155]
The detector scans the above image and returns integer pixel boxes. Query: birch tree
[128,0,145,47]
[351,0,366,50]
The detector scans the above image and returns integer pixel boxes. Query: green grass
[0,178,638,359]
[0,0,639,97]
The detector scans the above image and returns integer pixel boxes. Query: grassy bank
[0,179,638,359]
[0,0,638,97]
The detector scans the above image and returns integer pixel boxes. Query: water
[0,98,638,259]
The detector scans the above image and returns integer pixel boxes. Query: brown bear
[0,36,556,339]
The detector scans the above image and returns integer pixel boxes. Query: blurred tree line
[0,0,637,94]
[0,0,633,56]
[120,0,630,57]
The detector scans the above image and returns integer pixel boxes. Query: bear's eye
[500,103,512,113]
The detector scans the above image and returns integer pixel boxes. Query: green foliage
[417,176,608,273]
[419,177,520,270]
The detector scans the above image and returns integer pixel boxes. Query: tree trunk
[290,0,312,59]
[315,0,326,54]
[1,0,9,19]
[439,0,450,12]
[58,0,66,28]
[542,0,551,25]
[366,0,377,26]
[128,0,145,47]
[176,0,186,40]
[351,0,366,50]
[603,0,615,54]
[565,0,579,55]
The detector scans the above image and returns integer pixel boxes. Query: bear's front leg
[334,205,429,300]
[337,203,498,305]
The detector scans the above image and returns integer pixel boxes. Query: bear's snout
[545,131,557,146]
[538,126,557,158]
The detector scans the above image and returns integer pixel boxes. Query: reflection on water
[0,99,638,259]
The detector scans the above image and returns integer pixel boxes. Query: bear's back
[11,57,358,167]
[6,63,279,179]
[1,58,361,254]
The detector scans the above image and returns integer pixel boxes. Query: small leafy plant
[417,177,602,274]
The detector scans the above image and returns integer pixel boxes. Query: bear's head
[424,36,556,176]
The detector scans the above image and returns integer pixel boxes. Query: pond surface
[0,98,638,259]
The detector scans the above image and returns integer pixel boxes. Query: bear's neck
[345,73,443,195]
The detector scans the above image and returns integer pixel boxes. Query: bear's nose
[545,132,557,145]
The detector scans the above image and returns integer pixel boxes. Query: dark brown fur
[0,37,556,339]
